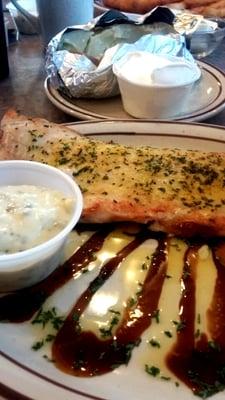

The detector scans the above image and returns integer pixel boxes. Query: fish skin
[1,110,225,237]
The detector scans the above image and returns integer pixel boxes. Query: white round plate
[2,120,225,400]
[44,61,225,122]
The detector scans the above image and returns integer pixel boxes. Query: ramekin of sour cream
[0,160,83,292]
[113,51,201,119]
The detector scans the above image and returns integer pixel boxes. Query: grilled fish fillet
[1,110,225,237]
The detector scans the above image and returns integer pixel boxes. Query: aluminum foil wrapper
[174,11,218,35]
[46,7,197,99]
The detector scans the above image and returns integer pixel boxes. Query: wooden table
[0,33,225,125]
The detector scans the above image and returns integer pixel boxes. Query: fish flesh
[1,110,225,237]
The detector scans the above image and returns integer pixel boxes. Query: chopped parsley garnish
[172,320,186,332]
[32,339,44,351]
[127,297,137,308]
[109,338,142,369]
[161,376,171,381]
[43,354,55,362]
[141,262,148,270]
[99,316,120,338]
[164,330,173,338]
[208,341,221,352]
[188,370,225,398]
[145,365,160,377]
[31,307,64,330]
[89,276,105,293]
[195,328,201,338]
[32,334,55,351]
[109,309,121,315]
[72,312,80,323]
[149,339,161,348]
[152,309,160,324]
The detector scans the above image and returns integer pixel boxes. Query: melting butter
[195,245,217,336]
[139,238,187,378]
[80,236,158,336]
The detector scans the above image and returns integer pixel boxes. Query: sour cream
[113,51,201,119]
[113,51,201,87]
[0,185,74,254]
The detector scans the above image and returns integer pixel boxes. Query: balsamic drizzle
[166,243,225,398]
[1,225,225,398]
[52,231,167,376]
[0,227,112,322]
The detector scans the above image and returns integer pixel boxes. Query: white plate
[44,61,225,122]
[2,120,225,400]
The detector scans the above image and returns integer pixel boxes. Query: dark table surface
[0,33,225,125]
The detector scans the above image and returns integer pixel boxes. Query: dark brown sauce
[0,227,112,322]
[166,246,199,391]
[1,224,225,397]
[52,231,167,376]
[166,243,225,398]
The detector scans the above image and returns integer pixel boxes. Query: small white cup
[0,160,83,292]
[37,0,94,46]
[113,52,201,119]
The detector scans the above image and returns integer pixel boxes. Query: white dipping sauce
[0,185,74,254]
[115,51,201,86]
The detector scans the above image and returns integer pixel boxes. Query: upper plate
[1,120,225,400]
[44,61,225,122]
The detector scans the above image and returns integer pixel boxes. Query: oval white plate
[44,61,225,122]
[1,120,225,400]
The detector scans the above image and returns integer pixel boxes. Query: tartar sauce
[0,185,74,254]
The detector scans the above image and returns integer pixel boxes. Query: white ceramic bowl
[0,161,83,292]
[113,52,201,119]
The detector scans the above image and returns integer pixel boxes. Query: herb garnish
[32,339,44,351]
[99,316,120,338]
[109,338,142,369]
[172,320,186,332]
[208,341,221,352]
[164,330,173,338]
[145,365,160,377]
[149,339,161,348]
[188,370,225,398]
[31,307,64,351]
[31,307,64,330]
[161,376,171,381]
[32,334,55,351]
[152,309,160,324]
